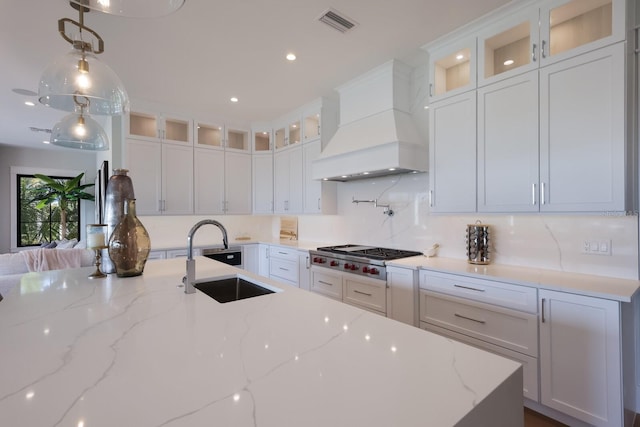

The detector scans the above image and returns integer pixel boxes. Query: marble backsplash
[298,173,639,280]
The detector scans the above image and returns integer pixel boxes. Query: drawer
[311,267,342,300]
[420,271,537,314]
[421,322,539,402]
[420,290,538,357]
[269,246,299,261]
[270,258,298,283]
[344,276,386,314]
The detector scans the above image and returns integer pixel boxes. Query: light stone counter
[0,258,522,427]
[387,256,640,302]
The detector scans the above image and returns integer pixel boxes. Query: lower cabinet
[539,289,623,427]
[419,269,632,427]
[242,244,259,275]
[298,250,310,291]
[257,244,270,278]
[386,266,418,326]
[268,246,299,287]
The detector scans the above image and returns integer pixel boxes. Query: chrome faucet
[184,220,229,294]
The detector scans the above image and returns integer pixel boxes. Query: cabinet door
[161,116,191,145]
[252,154,273,213]
[303,111,320,142]
[126,139,162,215]
[128,111,160,140]
[253,130,272,153]
[224,151,251,214]
[539,44,625,212]
[273,149,290,213]
[298,251,310,291]
[477,8,539,86]
[242,244,259,274]
[478,70,539,212]
[428,36,476,102]
[195,122,224,149]
[386,266,418,326]
[161,143,193,214]
[540,0,625,67]
[258,244,270,277]
[288,146,304,213]
[539,289,622,427]
[194,148,224,214]
[303,140,322,213]
[226,128,250,152]
[428,91,477,213]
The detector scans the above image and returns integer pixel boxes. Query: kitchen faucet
[184,219,229,294]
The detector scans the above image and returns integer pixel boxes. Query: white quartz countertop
[0,258,522,427]
[387,256,640,302]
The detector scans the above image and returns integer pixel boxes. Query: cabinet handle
[541,182,546,205]
[429,190,433,207]
[306,256,310,269]
[279,267,289,272]
[532,43,537,62]
[318,280,333,286]
[541,40,547,59]
[429,83,434,97]
[531,183,537,205]
[158,200,162,211]
[454,313,486,324]
[278,251,287,255]
[541,298,546,323]
[354,289,373,297]
[453,284,485,292]
[317,198,321,210]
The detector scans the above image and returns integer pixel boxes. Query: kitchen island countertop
[0,258,522,426]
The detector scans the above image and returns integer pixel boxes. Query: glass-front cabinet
[195,122,223,149]
[226,128,249,152]
[129,112,191,145]
[303,112,320,142]
[274,117,302,150]
[478,9,539,86]
[253,130,272,152]
[288,120,301,146]
[540,0,622,66]
[427,36,476,102]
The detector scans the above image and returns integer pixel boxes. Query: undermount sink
[194,275,278,303]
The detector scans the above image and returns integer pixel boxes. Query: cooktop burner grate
[317,245,422,261]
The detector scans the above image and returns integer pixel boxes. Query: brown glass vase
[103,169,135,273]
[108,198,151,277]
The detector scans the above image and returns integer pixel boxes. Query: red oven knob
[369,268,379,275]
[362,266,369,273]
[320,258,326,264]
[330,260,338,267]
[350,264,358,271]
[313,257,319,263]
[344,263,350,269]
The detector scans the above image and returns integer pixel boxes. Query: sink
[193,275,278,303]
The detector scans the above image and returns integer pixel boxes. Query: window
[17,174,81,247]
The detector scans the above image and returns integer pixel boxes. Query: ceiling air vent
[29,127,52,134]
[318,8,357,33]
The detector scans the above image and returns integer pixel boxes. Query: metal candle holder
[87,224,108,279]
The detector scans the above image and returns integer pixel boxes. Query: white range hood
[312,59,427,182]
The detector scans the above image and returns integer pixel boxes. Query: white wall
[0,145,98,253]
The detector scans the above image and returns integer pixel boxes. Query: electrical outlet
[581,239,612,255]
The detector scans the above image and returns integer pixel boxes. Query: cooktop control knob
[362,266,369,273]
[350,264,358,271]
[369,268,379,275]
[330,260,338,267]
[344,263,350,269]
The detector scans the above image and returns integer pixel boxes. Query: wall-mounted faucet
[184,219,229,294]
[352,197,394,216]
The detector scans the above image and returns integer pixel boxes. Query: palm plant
[30,173,95,240]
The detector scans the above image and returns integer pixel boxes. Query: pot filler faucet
[184,219,229,294]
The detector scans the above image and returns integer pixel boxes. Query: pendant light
[66,0,185,18]
[50,96,109,151]
[38,2,129,116]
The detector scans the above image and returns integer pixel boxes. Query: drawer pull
[454,313,486,324]
[453,284,486,293]
[318,280,333,286]
[541,298,546,323]
[279,267,289,272]
[353,290,372,297]
[278,251,288,255]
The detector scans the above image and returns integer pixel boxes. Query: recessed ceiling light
[363,172,369,175]
[286,53,296,61]
[24,101,35,107]
[503,59,515,66]
[262,131,267,135]
[423,105,429,109]
[230,97,238,103]
[456,54,464,60]
[42,140,50,144]
[341,175,348,178]
[388,168,396,171]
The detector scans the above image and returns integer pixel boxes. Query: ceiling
[0,0,511,150]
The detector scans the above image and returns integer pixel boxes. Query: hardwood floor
[524,408,567,427]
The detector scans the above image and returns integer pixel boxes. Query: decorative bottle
[108,198,151,277]
[103,169,135,273]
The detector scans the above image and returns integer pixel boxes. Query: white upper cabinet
[478,70,540,212]
[195,121,249,152]
[274,117,302,150]
[427,36,476,102]
[274,145,303,213]
[303,112,321,143]
[194,148,225,214]
[252,154,273,214]
[540,0,624,67]
[253,129,272,153]
[128,111,192,145]
[226,127,250,152]
[539,43,625,212]
[428,91,477,213]
[478,8,540,86]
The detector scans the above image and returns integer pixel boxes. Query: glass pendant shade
[39,47,129,115]
[50,111,109,151]
[66,0,185,18]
